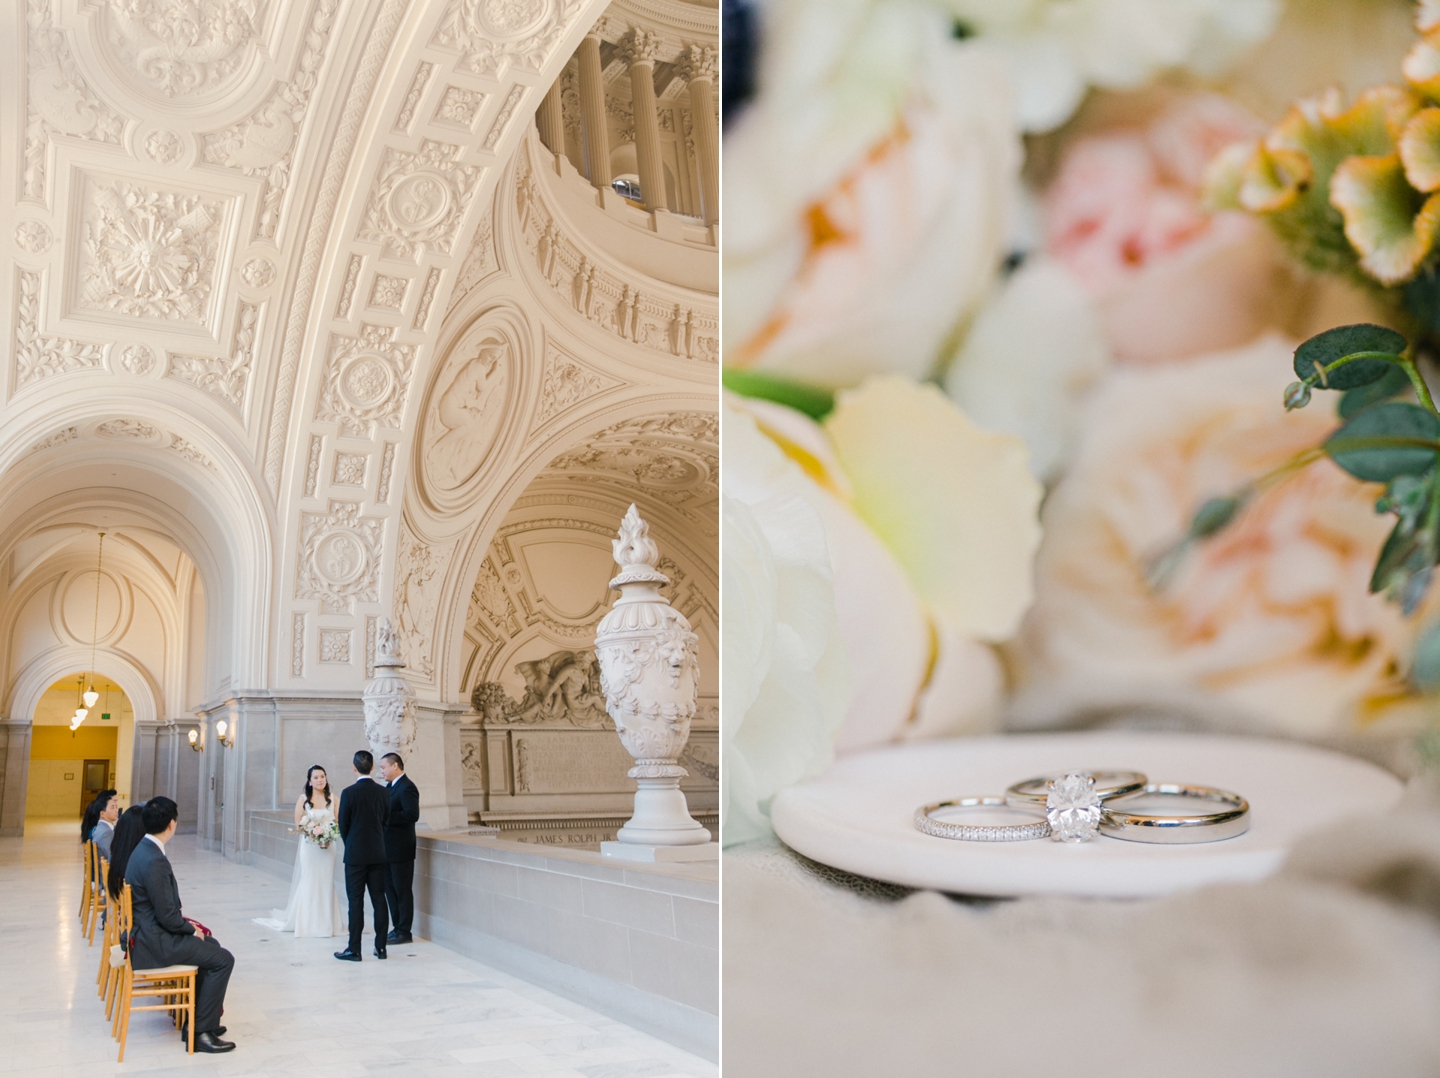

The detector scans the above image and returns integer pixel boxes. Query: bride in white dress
[254,765,347,937]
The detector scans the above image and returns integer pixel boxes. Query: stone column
[682,45,719,226]
[536,78,565,155]
[0,719,32,837]
[577,33,611,189]
[623,29,667,212]
[409,701,471,830]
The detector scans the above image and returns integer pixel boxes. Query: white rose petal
[944,256,1111,480]
[825,377,1043,640]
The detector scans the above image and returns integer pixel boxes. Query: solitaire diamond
[1046,772,1102,842]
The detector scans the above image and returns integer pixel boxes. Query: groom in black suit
[379,752,419,944]
[335,750,390,961]
[125,797,235,1053]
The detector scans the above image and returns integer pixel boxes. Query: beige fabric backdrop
[724,779,1440,1077]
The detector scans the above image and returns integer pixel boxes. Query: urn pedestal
[595,506,717,861]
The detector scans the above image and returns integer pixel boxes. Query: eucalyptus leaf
[1339,364,1412,417]
[1369,516,1435,608]
[1414,619,1440,693]
[1404,265,1440,339]
[722,368,836,420]
[1293,323,1407,389]
[1189,495,1244,538]
[1325,402,1440,481]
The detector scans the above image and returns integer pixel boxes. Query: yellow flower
[1399,106,1440,191]
[1209,85,1423,281]
[1404,27,1440,101]
[1330,154,1440,284]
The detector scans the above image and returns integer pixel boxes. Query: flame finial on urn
[610,504,669,588]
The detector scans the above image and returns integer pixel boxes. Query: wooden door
[81,759,108,817]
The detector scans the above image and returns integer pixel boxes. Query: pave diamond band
[914,797,1051,842]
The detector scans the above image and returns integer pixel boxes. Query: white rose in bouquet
[722,405,849,846]
[944,0,1281,133]
[724,0,1018,385]
[724,379,1042,842]
[943,256,1112,479]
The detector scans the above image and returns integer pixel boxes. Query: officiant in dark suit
[378,752,419,944]
[336,749,390,961]
[125,797,236,1053]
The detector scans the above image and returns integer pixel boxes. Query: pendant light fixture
[81,532,105,713]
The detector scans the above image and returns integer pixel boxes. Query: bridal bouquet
[295,815,340,849]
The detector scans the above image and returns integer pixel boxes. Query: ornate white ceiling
[0,0,717,708]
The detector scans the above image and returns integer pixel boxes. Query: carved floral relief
[394,524,454,681]
[431,0,583,80]
[25,0,126,201]
[74,175,229,327]
[98,0,263,100]
[166,301,260,409]
[14,270,106,386]
[314,323,416,436]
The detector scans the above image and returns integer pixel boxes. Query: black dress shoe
[387,931,413,944]
[373,947,387,959]
[333,949,361,961]
[180,1023,224,1041]
[194,1031,235,1053]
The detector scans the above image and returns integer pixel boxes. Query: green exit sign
[101,713,111,721]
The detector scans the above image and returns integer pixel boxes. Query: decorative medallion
[295,500,383,614]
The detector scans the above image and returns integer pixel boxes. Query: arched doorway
[457,411,717,843]
[22,674,132,827]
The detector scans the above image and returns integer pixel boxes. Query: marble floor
[1,820,718,1077]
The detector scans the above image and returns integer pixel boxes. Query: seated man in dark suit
[124,797,236,1054]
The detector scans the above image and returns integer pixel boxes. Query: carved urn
[364,616,416,759]
[594,505,711,847]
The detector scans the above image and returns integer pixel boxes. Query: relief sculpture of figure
[470,650,612,727]
[542,651,609,725]
[425,340,507,489]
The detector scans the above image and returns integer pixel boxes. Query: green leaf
[1369,518,1436,612]
[1293,323,1407,389]
[1377,473,1431,529]
[1338,364,1412,417]
[1413,620,1440,692]
[1325,402,1440,481]
[722,368,836,419]
[1404,264,1440,339]
[1189,495,1245,539]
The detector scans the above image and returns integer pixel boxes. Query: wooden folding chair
[86,855,106,946]
[96,857,114,997]
[79,841,95,927]
[110,884,197,1062]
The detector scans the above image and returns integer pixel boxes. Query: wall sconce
[214,716,236,748]
[188,728,201,752]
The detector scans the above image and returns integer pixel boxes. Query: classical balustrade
[535,15,718,236]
